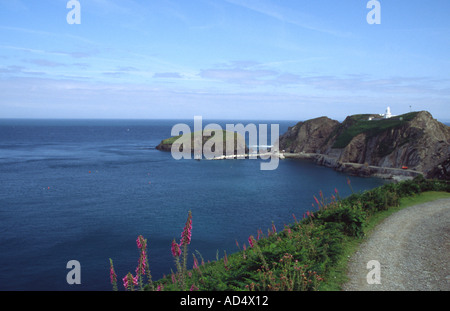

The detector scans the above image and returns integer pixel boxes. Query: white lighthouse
[368,107,397,121]
[385,106,392,119]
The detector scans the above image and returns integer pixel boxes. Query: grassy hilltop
[156,129,248,155]
[331,112,420,149]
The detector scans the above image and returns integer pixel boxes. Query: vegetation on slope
[156,129,248,154]
[109,175,449,291]
[332,111,419,149]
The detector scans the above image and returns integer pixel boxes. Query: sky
[0,0,449,121]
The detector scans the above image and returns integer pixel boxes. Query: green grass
[364,191,450,233]
[160,130,245,146]
[321,190,450,291]
[332,111,419,149]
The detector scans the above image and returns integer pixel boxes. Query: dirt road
[342,198,450,291]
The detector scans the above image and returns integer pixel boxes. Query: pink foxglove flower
[122,275,128,289]
[122,273,138,290]
[224,251,228,268]
[109,259,117,288]
[248,236,255,248]
[136,235,144,249]
[171,239,181,257]
[314,196,320,207]
[181,211,192,246]
[193,255,199,270]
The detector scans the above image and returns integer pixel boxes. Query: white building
[368,107,396,120]
[384,106,394,119]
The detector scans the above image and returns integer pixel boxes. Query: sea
[0,119,388,291]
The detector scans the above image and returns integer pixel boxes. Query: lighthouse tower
[385,106,392,119]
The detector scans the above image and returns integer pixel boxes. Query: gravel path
[342,198,450,291]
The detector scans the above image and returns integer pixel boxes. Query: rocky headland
[278,111,450,180]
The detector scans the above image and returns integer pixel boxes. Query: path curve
[342,198,450,291]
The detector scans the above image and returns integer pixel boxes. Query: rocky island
[278,110,450,180]
[156,129,249,157]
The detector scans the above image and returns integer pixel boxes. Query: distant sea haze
[0,119,387,291]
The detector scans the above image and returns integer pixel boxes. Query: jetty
[210,151,285,160]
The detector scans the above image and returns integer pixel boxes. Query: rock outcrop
[279,111,450,179]
[278,117,340,154]
[156,129,249,155]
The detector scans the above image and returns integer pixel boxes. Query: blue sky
[0,0,449,121]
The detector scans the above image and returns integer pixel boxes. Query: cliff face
[279,111,450,179]
[278,117,340,153]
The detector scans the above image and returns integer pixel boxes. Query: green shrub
[413,175,450,192]
[359,186,399,213]
[316,202,367,238]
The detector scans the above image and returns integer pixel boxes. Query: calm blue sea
[0,119,387,291]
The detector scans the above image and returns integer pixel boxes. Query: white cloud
[223,0,351,37]
[1,76,448,120]
[24,59,66,67]
[153,72,183,79]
